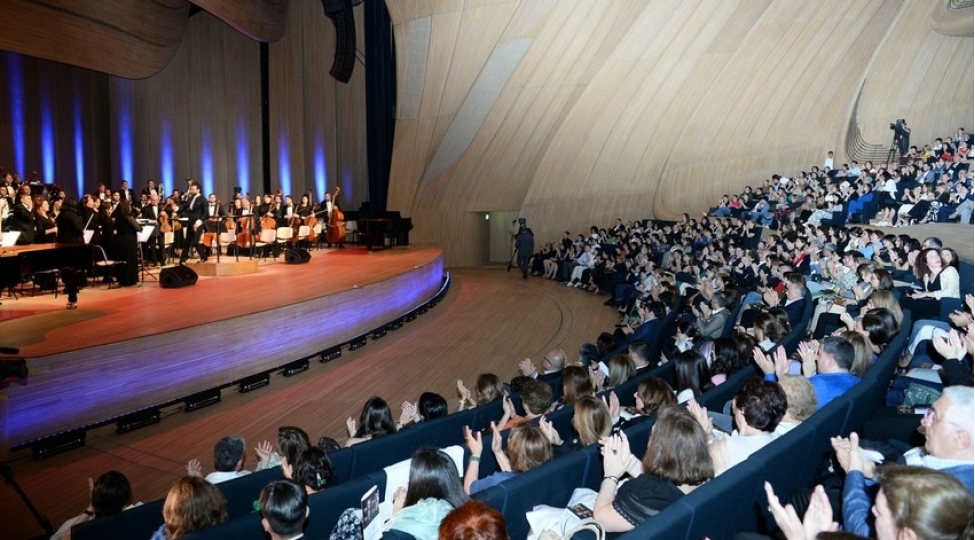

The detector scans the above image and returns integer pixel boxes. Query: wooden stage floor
[0,246,445,449]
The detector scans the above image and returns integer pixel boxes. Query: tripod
[0,462,54,539]
[886,133,900,165]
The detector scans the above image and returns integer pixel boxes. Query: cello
[326,185,346,246]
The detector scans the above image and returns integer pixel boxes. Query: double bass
[326,185,346,246]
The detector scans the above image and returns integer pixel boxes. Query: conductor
[178,180,207,264]
[514,217,534,279]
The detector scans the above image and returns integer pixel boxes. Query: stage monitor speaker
[159,266,199,288]
[324,0,356,83]
[284,248,312,265]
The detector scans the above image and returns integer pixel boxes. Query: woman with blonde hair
[463,422,552,495]
[150,477,228,539]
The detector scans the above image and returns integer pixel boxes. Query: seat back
[71,499,165,540]
[275,227,293,242]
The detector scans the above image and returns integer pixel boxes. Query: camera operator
[514,217,534,279]
[891,119,911,157]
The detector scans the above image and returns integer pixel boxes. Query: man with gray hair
[186,435,252,484]
[832,386,974,536]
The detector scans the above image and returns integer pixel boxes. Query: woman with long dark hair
[386,447,469,540]
[345,396,397,446]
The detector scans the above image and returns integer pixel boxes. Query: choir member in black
[56,198,87,308]
[179,181,207,265]
[33,196,58,243]
[112,199,141,287]
[56,198,85,243]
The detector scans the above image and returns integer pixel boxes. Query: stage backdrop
[0,3,369,211]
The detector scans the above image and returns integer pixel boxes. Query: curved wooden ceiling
[384,0,973,265]
[0,0,290,78]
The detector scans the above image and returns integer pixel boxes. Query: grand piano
[0,243,94,296]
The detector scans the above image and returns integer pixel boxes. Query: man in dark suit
[118,180,136,205]
[179,181,207,264]
[141,193,166,265]
[11,192,35,244]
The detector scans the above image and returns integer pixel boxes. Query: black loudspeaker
[284,248,312,265]
[159,266,199,288]
[323,0,356,83]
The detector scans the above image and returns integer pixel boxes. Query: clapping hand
[186,458,203,477]
[346,416,357,438]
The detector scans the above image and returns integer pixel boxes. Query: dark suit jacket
[11,202,35,243]
[181,194,207,228]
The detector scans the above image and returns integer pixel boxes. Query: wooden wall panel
[109,10,262,199]
[386,0,973,267]
[0,0,190,79]
[193,0,290,42]
[269,0,369,208]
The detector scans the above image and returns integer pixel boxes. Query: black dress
[112,214,141,286]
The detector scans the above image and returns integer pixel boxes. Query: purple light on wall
[278,128,292,196]
[7,52,26,175]
[40,84,55,185]
[160,119,173,190]
[314,132,327,200]
[342,163,353,207]
[236,117,250,196]
[115,84,134,183]
[73,87,85,196]
[201,126,213,196]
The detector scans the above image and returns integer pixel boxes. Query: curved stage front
[0,247,444,449]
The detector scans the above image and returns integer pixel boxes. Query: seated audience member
[839,331,874,378]
[291,447,337,494]
[456,374,503,411]
[555,365,595,410]
[708,337,749,386]
[346,396,397,446]
[628,340,654,371]
[542,395,613,451]
[765,465,972,540]
[464,422,552,494]
[256,426,311,473]
[832,386,974,536]
[438,500,509,540]
[499,379,553,429]
[150,477,228,540]
[386,448,470,540]
[517,348,566,382]
[774,375,818,436]
[674,350,713,403]
[791,336,858,408]
[53,471,137,540]
[399,392,449,428]
[592,354,636,391]
[619,377,677,428]
[259,479,309,540]
[593,405,714,532]
[187,435,251,484]
[688,377,787,475]
[692,292,731,341]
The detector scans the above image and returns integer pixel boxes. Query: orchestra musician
[295,193,315,218]
[202,193,227,257]
[118,180,136,204]
[32,196,58,243]
[0,185,12,227]
[141,179,161,199]
[141,193,166,265]
[178,180,208,265]
[11,192,35,244]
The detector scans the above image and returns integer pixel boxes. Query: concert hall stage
[0,246,444,452]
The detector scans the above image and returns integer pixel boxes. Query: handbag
[537,519,605,540]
